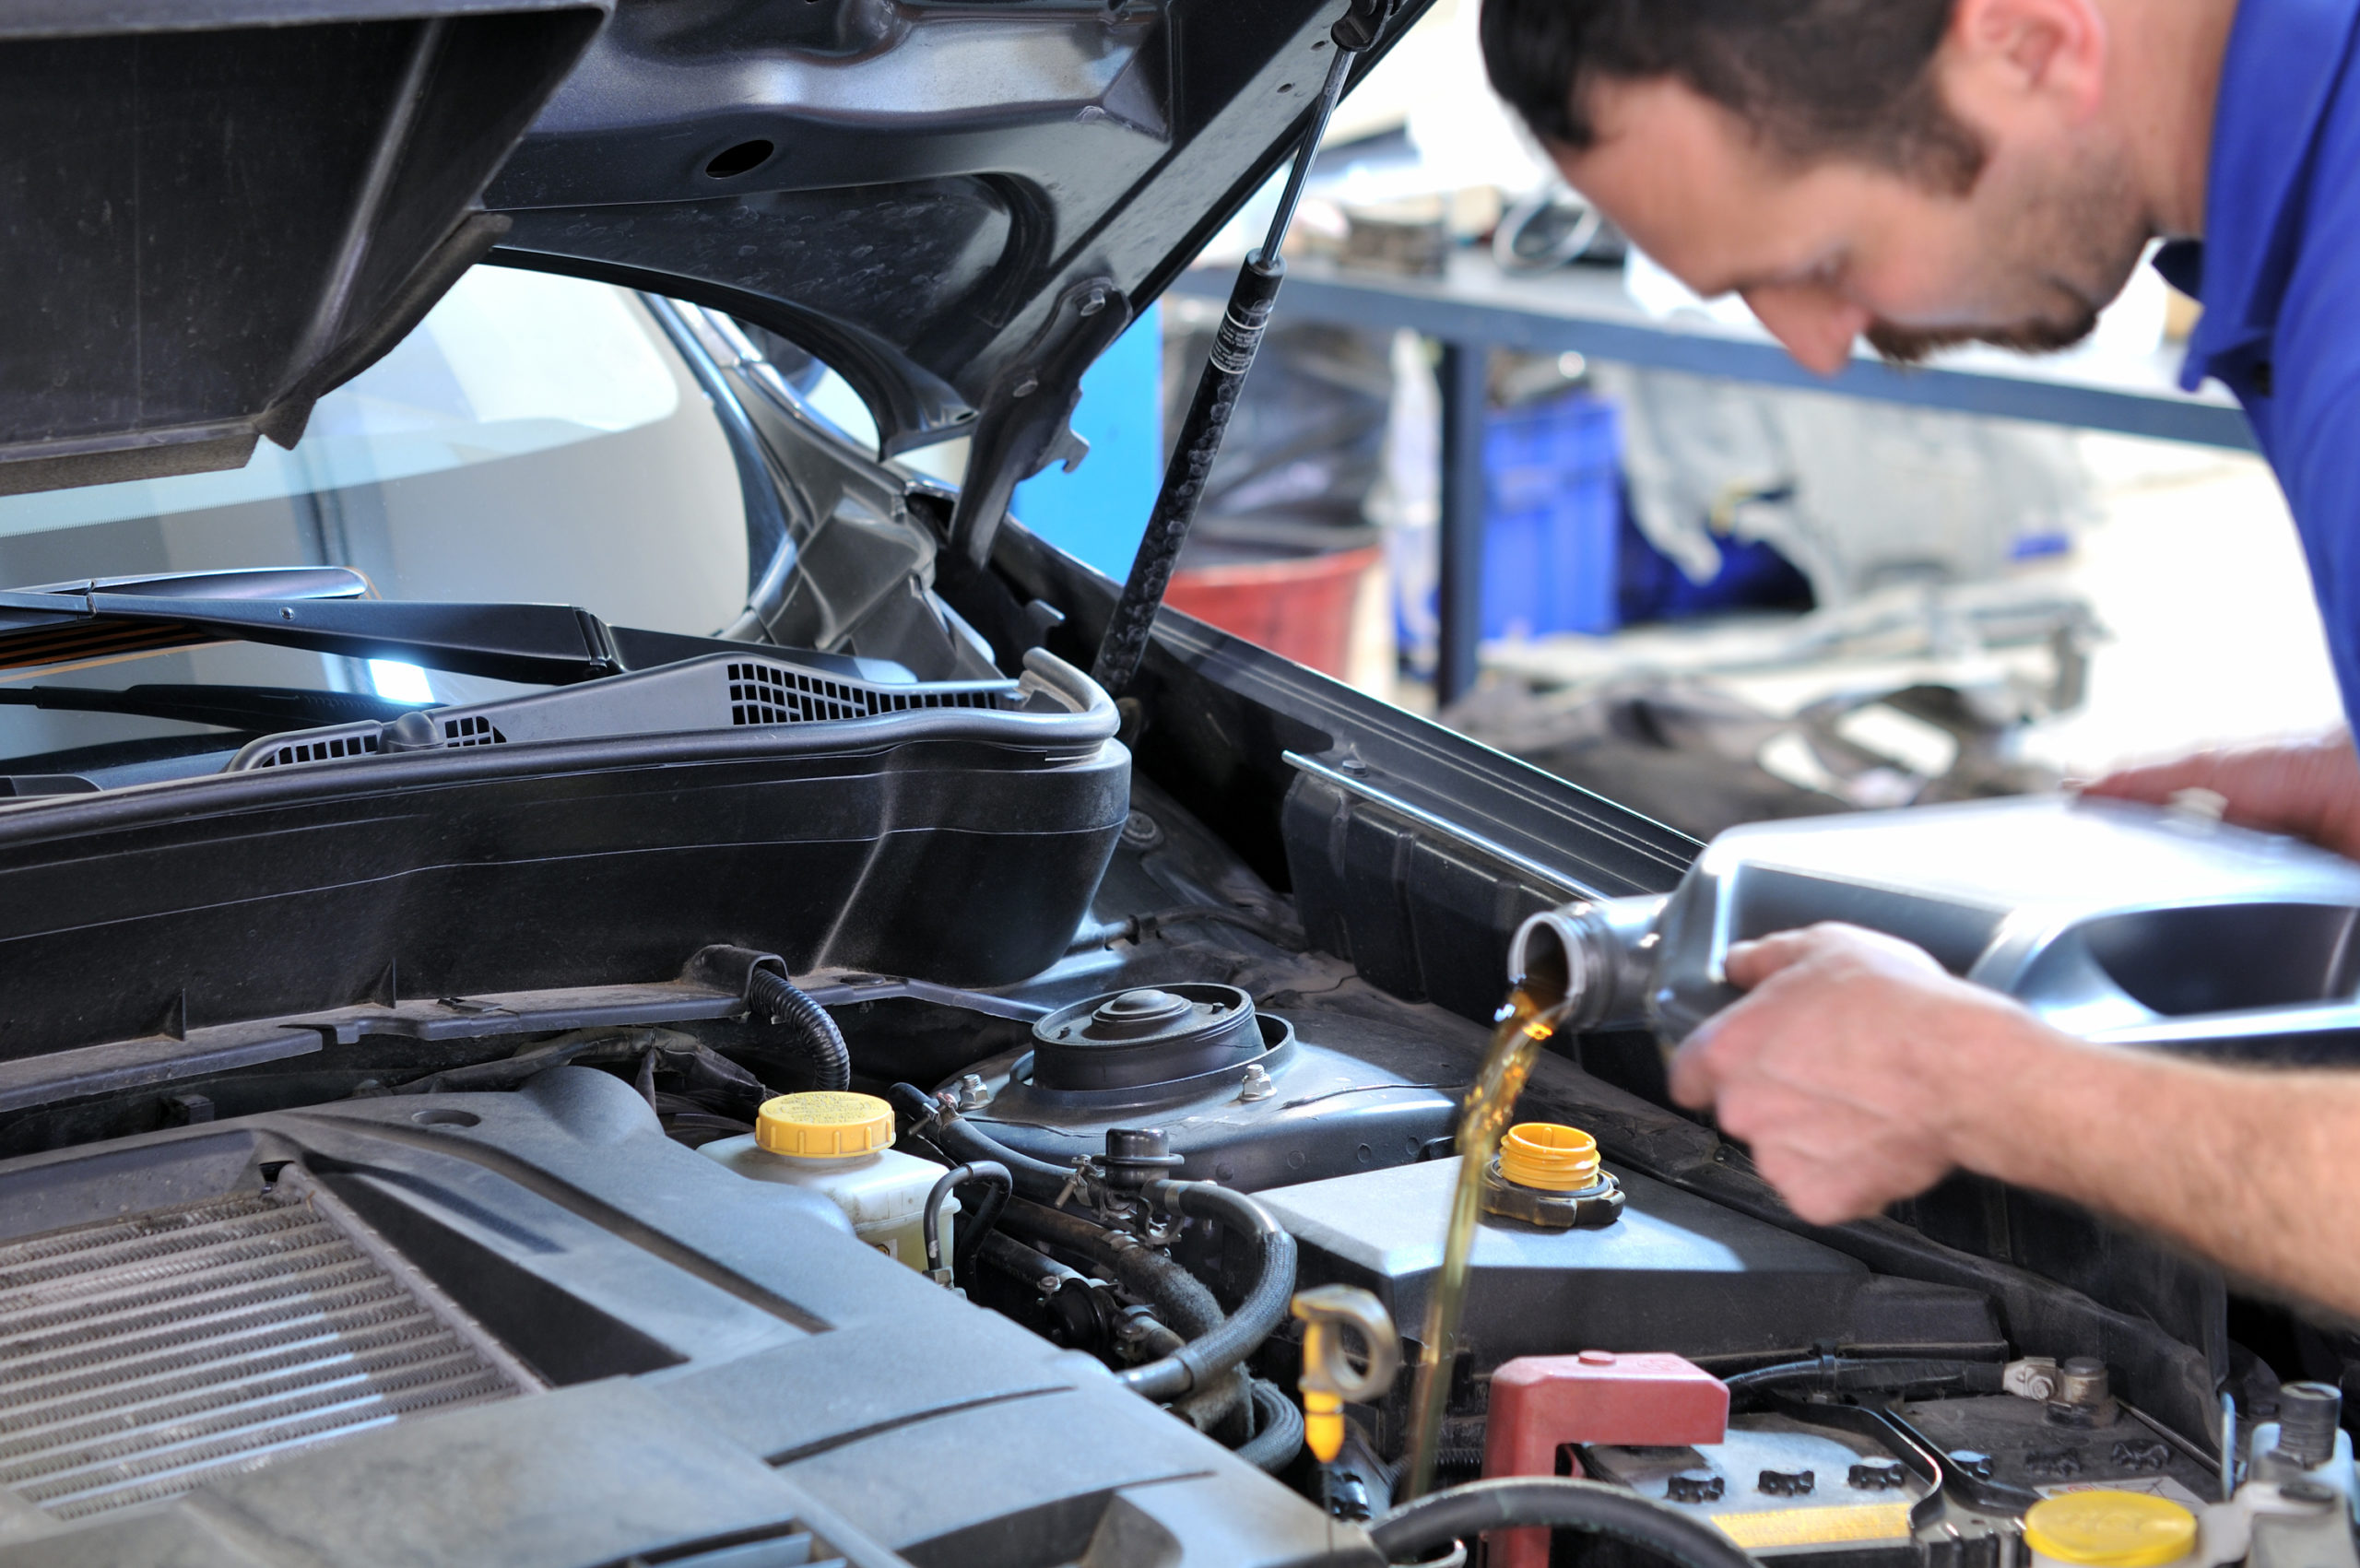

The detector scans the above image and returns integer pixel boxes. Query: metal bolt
[2277,1382,2343,1468]
[2058,1357,2110,1407]
[1237,1063,1275,1101]
[1079,289,1107,316]
[954,1073,993,1111]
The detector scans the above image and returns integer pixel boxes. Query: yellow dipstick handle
[1292,1285,1402,1466]
[1302,1326,1349,1462]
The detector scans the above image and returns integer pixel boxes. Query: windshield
[0,268,754,782]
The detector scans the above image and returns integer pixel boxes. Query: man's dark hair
[1481,0,1985,193]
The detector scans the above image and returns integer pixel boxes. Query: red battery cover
[1481,1350,1729,1568]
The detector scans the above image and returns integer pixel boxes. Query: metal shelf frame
[1172,253,2253,702]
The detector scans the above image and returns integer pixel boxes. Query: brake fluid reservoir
[699,1091,951,1271]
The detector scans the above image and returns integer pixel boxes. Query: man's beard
[1864,303,2103,365]
[1862,143,2143,368]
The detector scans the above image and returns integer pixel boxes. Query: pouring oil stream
[1399,978,1570,1500]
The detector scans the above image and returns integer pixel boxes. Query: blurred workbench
[1171,252,2253,704]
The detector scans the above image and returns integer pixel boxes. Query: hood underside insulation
[0,1178,538,1519]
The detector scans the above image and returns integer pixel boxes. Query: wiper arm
[0,592,813,687]
[0,684,429,733]
[0,593,622,685]
[0,566,894,685]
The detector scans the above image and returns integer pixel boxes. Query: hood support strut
[1090,3,1386,701]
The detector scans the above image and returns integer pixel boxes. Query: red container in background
[1164,544,1381,678]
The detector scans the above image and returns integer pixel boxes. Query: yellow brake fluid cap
[2024,1491,2198,1567]
[755,1091,894,1159]
[1499,1122,1601,1192]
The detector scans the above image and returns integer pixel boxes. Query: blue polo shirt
[2155,0,2360,728]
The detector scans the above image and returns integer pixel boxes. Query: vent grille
[254,731,380,768]
[726,660,1009,728]
[0,1184,535,1518]
[441,714,504,747]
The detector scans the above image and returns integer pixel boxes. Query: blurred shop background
[984,0,2342,842]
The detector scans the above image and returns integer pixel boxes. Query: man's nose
[1742,287,1870,376]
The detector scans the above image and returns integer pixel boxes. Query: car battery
[1586,1414,1937,1558]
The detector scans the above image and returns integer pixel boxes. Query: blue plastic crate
[1481,393,1622,640]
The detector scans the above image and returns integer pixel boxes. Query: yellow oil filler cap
[756,1091,894,1159]
[1499,1123,1602,1191]
[2024,1491,2198,1568]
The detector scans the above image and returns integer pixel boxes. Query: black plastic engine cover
[0,718,1127,1055]
[0,1069,1366,1567]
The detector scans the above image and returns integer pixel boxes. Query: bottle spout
[1508,894,1670,1032]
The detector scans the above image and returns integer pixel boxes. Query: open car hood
[0,0,1427,555]
[484,0,1424,557]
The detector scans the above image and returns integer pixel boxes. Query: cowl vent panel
[0,1177,537,1519]
[725,659,1007,727]
[230,650,1037,772]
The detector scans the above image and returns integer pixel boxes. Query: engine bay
[8,0,2341,1562]
[0,755,2338,1568]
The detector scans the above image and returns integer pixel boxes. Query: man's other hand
[2081,728,2360,862]
[1666,924,2039,1226]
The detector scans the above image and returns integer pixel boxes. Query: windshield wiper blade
[0,683,429,733]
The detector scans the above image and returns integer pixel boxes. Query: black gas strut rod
[1090,0,1392,701]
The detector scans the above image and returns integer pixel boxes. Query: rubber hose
[976,1208,1245,1435]
[997,1197,1248,1432]
[1368,1478,1764,1568]
[999,1198,1225,1337]
[1176,1367,1251,1436]
[890,1088,1077,1201]
[952,1174,1010,1280]
[884,1080,939,1127]
[924,1161,1010,1278]
[745,972,850,1091]
[976,1230,1084,1291]
[1236,1377,1305,1473]
[1115,1181,1296,1402]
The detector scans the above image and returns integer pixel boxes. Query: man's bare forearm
[1941,1018,2360,1314]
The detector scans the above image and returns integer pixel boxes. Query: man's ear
[1944,0,2108,126]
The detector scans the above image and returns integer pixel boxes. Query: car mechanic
[1479,0,2360,1314]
